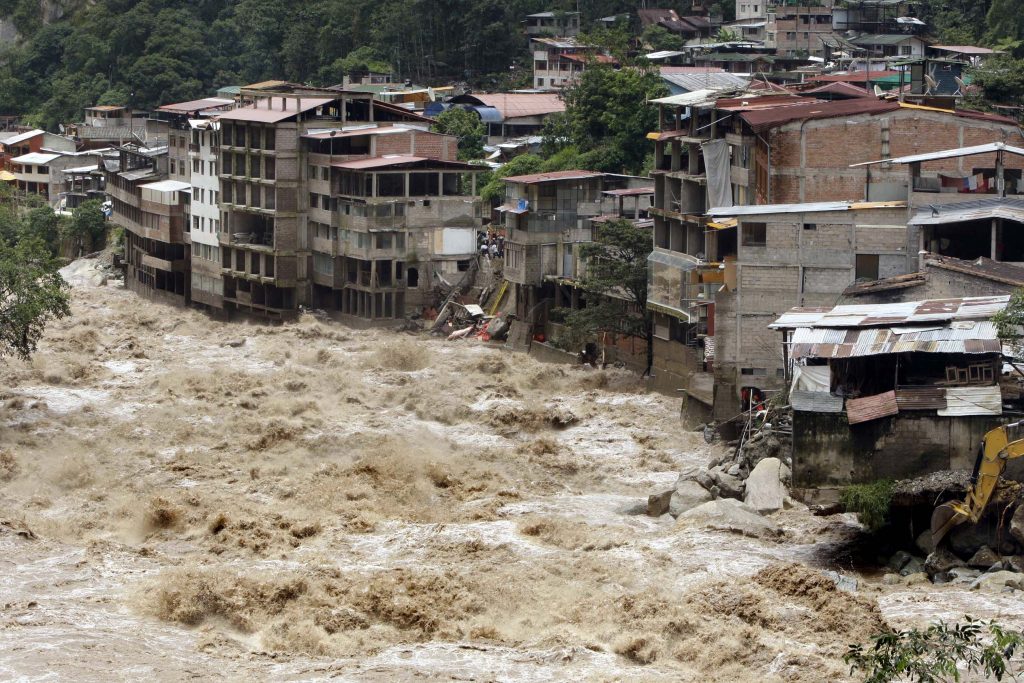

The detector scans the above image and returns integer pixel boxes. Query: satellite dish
[924,73,938,95]
[874,85,884,97]
[954,76,967,95]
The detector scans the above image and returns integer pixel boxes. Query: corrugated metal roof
[938,386,1002,416]
[503,169,603,184]
[910,198,1024,226]
[650,88,734,107]
[772,295,1009,330]
[660,66,726,74]
[924,254,1024,287]
[895,387,947,410]
[852,141,1024,168]
[791,390,844,413]
[737,98,900,132]
[331,155,479,171]
[3,129,45,146]
[931,45,1000,55]
[707,200,905,217]
[662,72,750,94]
[847,390,899,424]
[602,187,655,197]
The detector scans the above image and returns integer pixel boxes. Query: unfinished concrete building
[106,144,193,305]
[308,152,484,319]
[646,89,1024,416]
[499,170,653,320]
[214,86,454,319]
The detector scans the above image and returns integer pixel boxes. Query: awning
[496,203,528,214]
[0,170,14,182]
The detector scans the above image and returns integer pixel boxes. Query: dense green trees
[431,108,485,160]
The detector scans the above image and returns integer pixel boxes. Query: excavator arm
[932,421,1024,546]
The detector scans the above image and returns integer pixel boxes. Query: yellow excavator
[932,421,1024,546]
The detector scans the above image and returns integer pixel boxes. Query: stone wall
[791,412,1006,492]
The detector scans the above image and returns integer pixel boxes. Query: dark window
[741,222,766,246]
[855,253,880,280]
[803,223,816,231]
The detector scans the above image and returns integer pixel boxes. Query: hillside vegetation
[0,0,1018,130]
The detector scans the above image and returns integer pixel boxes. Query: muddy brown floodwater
[2,259,1023,682]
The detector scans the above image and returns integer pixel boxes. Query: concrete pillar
[992,218,998,260]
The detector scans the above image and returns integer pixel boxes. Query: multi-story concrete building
[765,3,836,58]
[645,89,1024,416]
[499,170,653,319]
[525,11,581,39]
[530,38,615,91]
[187,118,226,310]
[105,143,194,305]
[0,129,76,170]
[11,149,106,204]
[214,86,470,320]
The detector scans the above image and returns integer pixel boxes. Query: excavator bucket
[931,502,968,547]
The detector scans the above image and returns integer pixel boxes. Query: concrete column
[992,218,998,260]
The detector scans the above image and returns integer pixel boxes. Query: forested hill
[0,0,1019,131]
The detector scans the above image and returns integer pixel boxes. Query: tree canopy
[431,107,485,161]
[0,235,70,360]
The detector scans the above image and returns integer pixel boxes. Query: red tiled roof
[503,169,603,184]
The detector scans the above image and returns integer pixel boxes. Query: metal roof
[931,45,1000,56]
[502,169,603,184]
[12,152,61,165]
[803,81,874,98]
[301,124,428,140]
[852,34,922,46]
[61,164,99,174]
[791,390,844,413]
[786,322,1002,360]
[847,391,899,425]
[909,198,1024,226]
[650,88,736,107]
[331,155,479,171]
[451,93,565,120]
[924,254,1024,287]
[736,97,900,132]
[773,295,1010,331]
[157,97,235,114]
[216,96,334,123]
[3,129,45,146]
[662,72,750,93]
[939,386,1002,416]
[139,179,191,193]
[707,200,905,217]
[660,66,727,74]
[853,141,1024,168]
[602,187,655,197]
[895,387,947,411]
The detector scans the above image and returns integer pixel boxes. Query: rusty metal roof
[895,387,947,411]
[788,322,1002,359]
[772,295,1009,331]
[910,198,1024,226]
[842,272,928,297]
[791,390,844,413]
[847,390,899,424]
[924,254,1024,287]
[736,98,900,133]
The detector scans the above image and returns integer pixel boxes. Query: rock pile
[646,414,795,524]
[882,496,1024,590]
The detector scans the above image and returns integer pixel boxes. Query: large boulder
[744,457,786,514]
[675,499,782,539]
[1011,505,1024,547]
[711,468,744,500]
[971,570,1024,592]
[967,546,1000,569]
[669,480,713,517]
[647,490,673,517]
[925,547,967,577]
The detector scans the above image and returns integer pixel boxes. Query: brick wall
[767,111,1024,203]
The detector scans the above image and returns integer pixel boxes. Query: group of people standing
[479,231,505,261]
